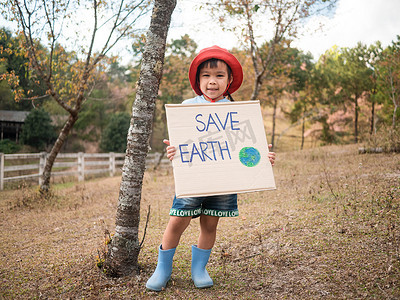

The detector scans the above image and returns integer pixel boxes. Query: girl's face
[198,60,232,101]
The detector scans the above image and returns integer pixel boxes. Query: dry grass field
[0,144,399,299]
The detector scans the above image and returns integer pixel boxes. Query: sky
[167,0,400,60]
[1,0,399,64]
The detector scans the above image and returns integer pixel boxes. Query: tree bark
[105,0,176,277]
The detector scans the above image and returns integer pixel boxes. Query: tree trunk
[40,112,78,192]
[301,105,306,150]
[370,100,375,135]
[244,3,262,102]
[250,74,263,100]
[354,95,359,143]
[388,66,398,129]
[271,95,278,150]
[105,0,176,277]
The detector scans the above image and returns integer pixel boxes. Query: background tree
[315,46,353,143]
[105,0,176,276]
[338,43,374,143]
[160,34,197,105]
[0,61,15,109]
[2,0,151,192]
[208,0,337,101]
[20,108,57,150]
[364,43,383,135]
[265,66,292,149]
[100,112,130,153]
[376,36,400,129]
[0,27,46,110]
[151,34,197,152]
[286,48,314,149]
[72,60,133,148]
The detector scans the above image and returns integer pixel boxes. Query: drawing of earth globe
[239,147,261,167]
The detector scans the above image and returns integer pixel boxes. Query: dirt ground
[0,144,399,299]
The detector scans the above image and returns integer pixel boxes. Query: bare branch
[74,0,99,112]
[20,94,50,101]
[101,6,150,58]
[101,0,125,47]
[42,0,56,81]
[15,1,75,114]
[139,205,151,248]
[99,0,148,58]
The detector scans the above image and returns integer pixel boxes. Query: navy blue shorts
[169,194,239,218]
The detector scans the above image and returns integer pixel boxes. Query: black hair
[196,58,235,101]
[226,91,234,101]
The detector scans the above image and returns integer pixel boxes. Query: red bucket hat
[189,45,243,96]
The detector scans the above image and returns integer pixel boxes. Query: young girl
[146,45,276,291]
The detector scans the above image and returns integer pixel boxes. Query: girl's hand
[268,144,276,166]
[163,139,176,161]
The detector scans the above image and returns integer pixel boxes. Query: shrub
[0,139,21,154]
[20,108,57,151]
[363,126,400,153]
[100,113,130,153]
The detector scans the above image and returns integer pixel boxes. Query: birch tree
[104,0,176,277]
[2,0,151,192]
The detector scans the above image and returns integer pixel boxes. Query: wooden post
[78,152,85,182]
[0,153,4,190]
[38,152,47,186]
[109,152,115,177]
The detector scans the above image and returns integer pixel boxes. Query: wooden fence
[0,152,169,190]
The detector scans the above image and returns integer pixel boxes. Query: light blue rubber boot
[146,245,176,291]
[191,245,213,288]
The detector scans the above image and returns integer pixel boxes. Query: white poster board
[165,100,276,198]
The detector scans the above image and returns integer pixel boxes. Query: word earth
[179,141,231,163]
[178,111,243,164]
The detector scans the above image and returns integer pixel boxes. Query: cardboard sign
[165,100,276,198]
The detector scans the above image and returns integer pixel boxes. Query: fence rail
[0,152,169,190]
